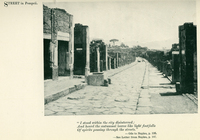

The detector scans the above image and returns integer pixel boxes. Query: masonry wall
[179,23,196,94]
[43,5,72,34]
[43,5,73,80]
[74,24,90,75]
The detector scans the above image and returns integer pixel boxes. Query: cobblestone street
[45,61,146,115]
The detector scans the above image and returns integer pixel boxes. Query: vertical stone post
[116,53,118,68]
[172,51,179,84]
[114,58,116,69]
[85,26,90,77]
[105,45,108,71]
[111,58,114,69]
[97,47,100,72]
[108,57,111,70]
[51,9,58,80]
[74,24,89,76]
[69,15,74,79]
[179,23,196,94]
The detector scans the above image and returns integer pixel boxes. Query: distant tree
[110,39,119,46]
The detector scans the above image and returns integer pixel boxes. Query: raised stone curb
[44,83,87,104]
[183,93,198,106]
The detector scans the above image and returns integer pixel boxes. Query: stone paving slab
[45,60,146,115]
[147,63,198,114]
[45,59,198,116]
[44,61,139,105]
[135,106,153,114]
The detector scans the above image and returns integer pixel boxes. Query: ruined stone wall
[43,5,73,80]
[43,5,51,34]
[179,23,196,94]
[74,24,89,75]
[43,5,71,34]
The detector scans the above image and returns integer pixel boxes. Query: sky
[44,1,196,50]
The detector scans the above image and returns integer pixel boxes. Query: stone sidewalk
[44,59,139,105]
[136,62,198,114]
[44,77,86,104]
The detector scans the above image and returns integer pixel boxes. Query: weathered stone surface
[43,5,71,34]
[121,108,135,114]
[115,96,130,102]
[45,62,146,116]
[87,74,104,86]
[67,95,85,100]
[136,106,153,114]
[49,106,65,112]
[111,107,124,113]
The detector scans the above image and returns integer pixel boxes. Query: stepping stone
[67,95,85,100]
[115,96,130,102]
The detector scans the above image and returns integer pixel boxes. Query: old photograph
[43,1,197,116]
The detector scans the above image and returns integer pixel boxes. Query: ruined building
[43,5,74,80]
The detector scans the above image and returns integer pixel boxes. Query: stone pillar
[108,57,111,70]
[116,53,119,68]
[114,58,116,69]
[97,47,100,72]
[69,15,74,79]
[105,45,108,71]
[172,51,179,84]
[74,24,90,75]
[179,23,196,94]
[111,58,114,69]
[85,26,90,76]
[50,9,58,80]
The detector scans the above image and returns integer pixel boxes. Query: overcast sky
[44,1,196,50]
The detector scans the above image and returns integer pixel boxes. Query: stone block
[87,73,104,86]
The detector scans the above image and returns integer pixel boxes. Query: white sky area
[44,1,196,50]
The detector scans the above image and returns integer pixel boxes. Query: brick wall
[43,5,71,34]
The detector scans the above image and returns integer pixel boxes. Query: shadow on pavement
[159,83,173,85]
[160,92,182,96]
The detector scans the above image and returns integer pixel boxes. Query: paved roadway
[45,60,197,116]
[45,61,146,115]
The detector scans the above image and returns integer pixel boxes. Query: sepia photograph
[43,1,197,116]
[1,0,200,139]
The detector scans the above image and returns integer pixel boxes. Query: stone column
[97,47,100,72]
[179,23,196,93]
[109,57,111,70]
[105,45,108,71]
[69,15,74,79]
[85,26,90,76]
[172,51,179,84]
[114,58,116,69]
[116,53,118,68]
[51,9,58,80]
